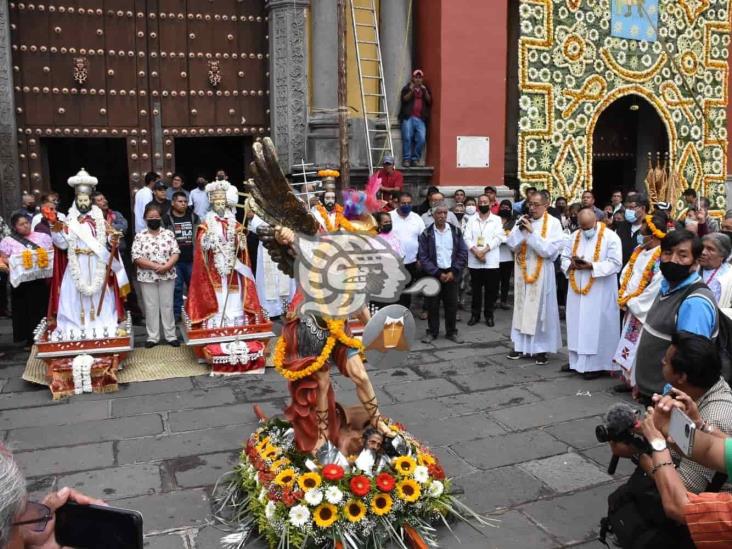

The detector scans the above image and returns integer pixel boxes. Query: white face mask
[583,228,597,240]
[465,205,476,216]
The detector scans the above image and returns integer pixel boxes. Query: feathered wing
[249,137,320,276]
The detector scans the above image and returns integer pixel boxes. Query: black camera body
[595,424,651,453]
[596,403,652,474]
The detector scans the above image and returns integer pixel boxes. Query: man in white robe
[249,214,295,319]
[506,192,563,365]
[561,208,622,379]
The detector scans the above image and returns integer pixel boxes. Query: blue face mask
[624,209,637,223]
[398,204,412,216]
[583,228,596,240]
[637,233,647,247]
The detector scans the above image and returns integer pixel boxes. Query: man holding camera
[560,207,622,380]
[505,192,564,365]
[399,69,432,167]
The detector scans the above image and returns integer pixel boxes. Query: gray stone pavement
[0,309,634,548]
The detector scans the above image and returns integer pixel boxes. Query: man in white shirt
[390,191,426,308]
[421,192,460,228]
[134,171,158,234]
[188,177,210,219]
[464,194,504,327]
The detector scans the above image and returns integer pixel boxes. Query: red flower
[322,464,345,481]
[258,470,273,484]
[349,475,371,497]
[282,488,296,507]
[375,472,396,492]
[428,463,446,481]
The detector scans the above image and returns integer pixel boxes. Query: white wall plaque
[456,136,490,168]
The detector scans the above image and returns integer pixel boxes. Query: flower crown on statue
[206,180,230,201]
[67,168,98,196]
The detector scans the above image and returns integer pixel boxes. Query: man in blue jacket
[418,202,468,344]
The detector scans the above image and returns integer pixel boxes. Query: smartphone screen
[55,502,143,549]
[669,407,696,456]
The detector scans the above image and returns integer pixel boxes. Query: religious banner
[611,0,659,42]
[517,0,730,213]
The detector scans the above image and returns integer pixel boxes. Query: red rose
[428,463,446,481]
[375,472,396,492]
[349,475,371,497]
[322,464,345,481]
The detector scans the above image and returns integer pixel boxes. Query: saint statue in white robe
[506,211,564,356]
[249,214,295,318]
[561,220,622,373]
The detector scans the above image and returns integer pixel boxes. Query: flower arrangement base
[202,341,266,376]
[213,417,495,549]
[47,354,120,400]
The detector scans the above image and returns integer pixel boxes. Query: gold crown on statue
[67,168,98,196]
[205,180,230,200]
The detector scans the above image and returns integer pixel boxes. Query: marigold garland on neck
[617,246,661,307]
[315,203,357,233]
[569,223,605,296]
[274,319,364,382]
[518,213,548,284]
[645,215,666,240]
[21,249,33,270]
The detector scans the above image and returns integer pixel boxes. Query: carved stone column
[0,1,20,218]
[266,0,310,172]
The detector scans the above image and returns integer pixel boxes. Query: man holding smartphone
[560,207,622,380]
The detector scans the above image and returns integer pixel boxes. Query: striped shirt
[684,492,732,546]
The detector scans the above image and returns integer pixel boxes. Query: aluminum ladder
[350,0,394,174]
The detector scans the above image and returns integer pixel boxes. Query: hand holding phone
[56,501,143,549]
[668,406,696,456]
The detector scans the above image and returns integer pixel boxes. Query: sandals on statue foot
[363,395,395,438]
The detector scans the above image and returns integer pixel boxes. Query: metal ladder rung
[360,58,380,62]
[367,128,390,132]
[362,75,381,79]
[370,147,392,151]
[364,93,383,97]
[366,111,387,115]
[353,5,374,10]
[355,23,377,28]
[357,41,379,45]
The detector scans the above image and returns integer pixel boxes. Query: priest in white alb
[506,191,564,365]
[561,207,622,379]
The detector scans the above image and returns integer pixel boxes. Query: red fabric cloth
[684,492,732,546]
[411,87,424,118]
[185,221,261,325]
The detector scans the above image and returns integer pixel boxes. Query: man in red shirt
[484,186,500,214]
[376,155,404,203]
[399,69,432,167]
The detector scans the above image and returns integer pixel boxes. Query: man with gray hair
[418,201,468,344]
[0,446,105,547]
[700,232,732,302]
[421,192,460,228]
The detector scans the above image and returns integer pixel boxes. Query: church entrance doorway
[42,138,131,221]
[173,137,253,190]
[591,94,669,207]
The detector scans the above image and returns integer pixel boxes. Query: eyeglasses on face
[12,501,52,533]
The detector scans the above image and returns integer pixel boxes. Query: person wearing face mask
[462,198,477,230]
[375,212,403,257]
[635,229,719,402]
[390,192,426,309]
[615,193,650,264]
[189,176,210,219]
[132,202,181,347]
[497,201,515,310]
[611,211,666,393]
[463,194,504,327]
[560,207,622,380]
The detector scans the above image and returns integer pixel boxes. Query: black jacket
[615,220,642,265]
[399,84,432,122]
[417,223,468,279]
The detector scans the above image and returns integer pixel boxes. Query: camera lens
[685,424,690,436]
[595,425,609,443]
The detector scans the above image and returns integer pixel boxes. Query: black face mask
[478,205,491,214]
[455,213,464,222]
[379,223,392,234]
[660,261,691,283]
[146,219,162,231]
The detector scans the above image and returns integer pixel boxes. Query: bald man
[561,207,622,380]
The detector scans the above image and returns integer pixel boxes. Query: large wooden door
[9,0,269,202]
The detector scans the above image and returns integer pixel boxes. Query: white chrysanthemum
[519,117,531,131]
[528,50,539,63]
[600,18,609,30]
[527,140,538,153]
[558,6,568,19]
[586,11,595,24]
[265,500,276,520]
[617,50,626,64]
[324,486,343,505]
[304,489,323,506]
[555,119,566,132]
[541,51,551,65]
[553,71,563,83]
[428,481,444,498]
[713,160,723,174]
[527,157,538,171]
[680,125,689,137]
[528,106,539,119]
[289,504,310,528]
[414,466,430,484]
[519,4,532,18]
[519,96,531,110]
[533,5,543,18]
[639,40,648,52]
[520,20,533,34]
[691,126,701,140]
[641,54,652,67]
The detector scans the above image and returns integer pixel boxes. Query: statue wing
[249,137,320,236]
[249,137,320,277]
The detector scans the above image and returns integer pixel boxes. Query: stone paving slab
[15,441,115,478]
[544,416,605,450]
[453,430,567,470]
[454,466,553,512]
[143,533,188,549]
[518,452,613,493]
[112,387,238,417]
[172,451,239,489]
[117,489,211,533]
[57,463,162,500]
[581,445,636,478]
[382,377,463,403]
[490,393,618,431]
[0,399,110,429]
[407,413,505,447]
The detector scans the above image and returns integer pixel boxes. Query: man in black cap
[152,180,171,216]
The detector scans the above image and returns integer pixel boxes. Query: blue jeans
[401,116,426,162]
[174,260,193,320]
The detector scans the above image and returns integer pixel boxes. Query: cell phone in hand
[669,406,696,456]
[55,501,143,549]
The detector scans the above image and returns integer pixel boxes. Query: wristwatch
[650,438,668,452]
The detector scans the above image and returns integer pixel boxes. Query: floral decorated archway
[517,0,730,211]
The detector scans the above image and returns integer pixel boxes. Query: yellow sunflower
[270,457,291,473]
[343,499,367,523]
[313,503,339,528]
[393,455,417,476]
[261,444,280,461]
[256,435,270,452]
[297,472,322,492]
[274,468,296,488]
[418,453,436,467]
[396,479,421,503]
[370,493,393,516]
